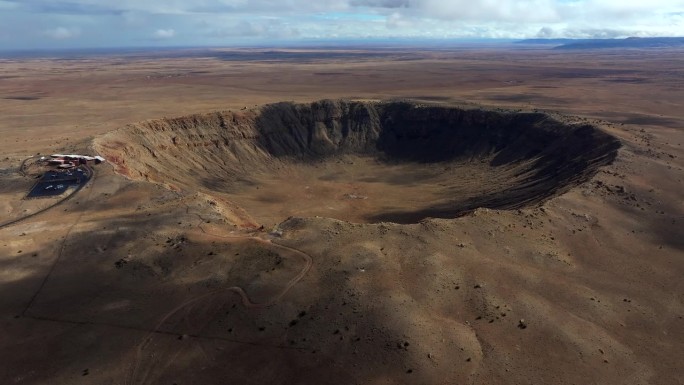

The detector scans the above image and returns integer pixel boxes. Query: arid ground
[0,47,682,384]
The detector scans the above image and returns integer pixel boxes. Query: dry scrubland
[0,47,683,384]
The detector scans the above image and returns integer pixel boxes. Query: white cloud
[209,19,301,39]
[1,0,683,48]
[153,28,175,38]
[0,0,20,11]
[44,26,81,39]
[386,12,413,29]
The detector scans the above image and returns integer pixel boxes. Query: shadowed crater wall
[95,100,620,224]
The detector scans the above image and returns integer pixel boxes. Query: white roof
[50,153,104,162]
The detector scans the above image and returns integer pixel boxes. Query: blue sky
[0,0,682,49]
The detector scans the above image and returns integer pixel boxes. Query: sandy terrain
[0,47,682,385]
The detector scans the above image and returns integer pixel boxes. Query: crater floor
[222,155,528,224]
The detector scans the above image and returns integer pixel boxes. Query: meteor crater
[97,100,620,224]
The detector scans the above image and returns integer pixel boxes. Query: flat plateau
[0,47,682,385]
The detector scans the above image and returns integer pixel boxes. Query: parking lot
[26,167,90,198]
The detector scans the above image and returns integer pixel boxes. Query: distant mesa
[4,96,41,101]
[95,100,620,224]
[517,37,684,50]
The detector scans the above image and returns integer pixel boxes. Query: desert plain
[0,46,682,384]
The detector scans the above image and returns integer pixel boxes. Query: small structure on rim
[24,153,105,198]
[47,154,105,169]
[49,154,105,164]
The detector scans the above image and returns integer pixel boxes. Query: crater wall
[95,100,621,223]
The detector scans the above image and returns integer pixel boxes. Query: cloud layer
[43,26,81,40]
[153,29,176,39]
[0,0,682,48]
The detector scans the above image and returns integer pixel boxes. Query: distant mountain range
[517,37,684,49]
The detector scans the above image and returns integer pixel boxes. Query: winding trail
[128,208,313,385]
[18,155,33,177]
[194,216,313,308]
[20,165,96,316]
